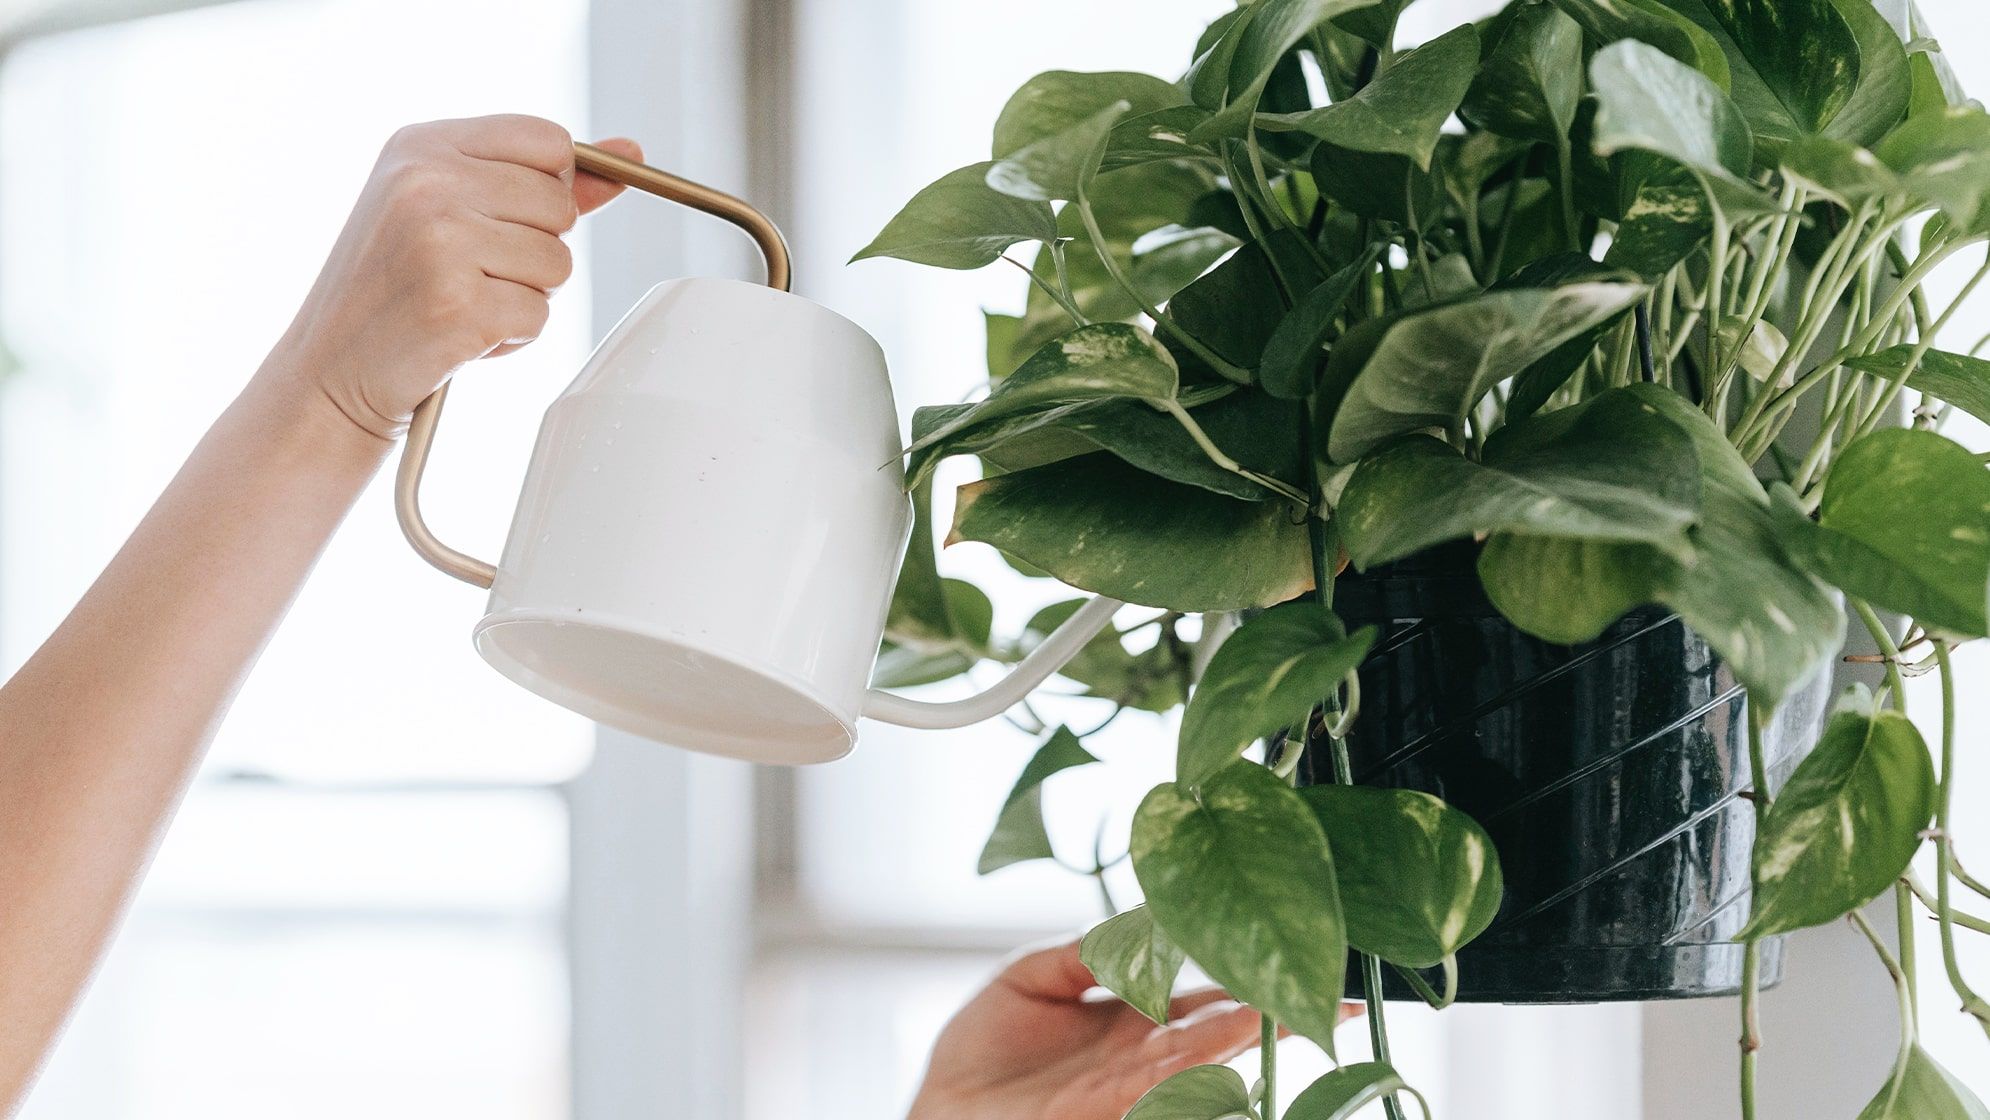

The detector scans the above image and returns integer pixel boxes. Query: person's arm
[0,115,636,1110]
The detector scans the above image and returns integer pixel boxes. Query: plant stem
[1852,599,1909,713]
[1072,184,1254,383]
[1739,701,1772,1120]
[1154,398,1310,505]
[1552,134,1579,253]
[1905,872,1990,936]
[1328,732,1407,1120]
[1261,1014,1278,1120]
[1850,905,1916,1114]
[1932,642,1990,1040]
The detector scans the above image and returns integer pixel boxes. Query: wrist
[239,351,401,468]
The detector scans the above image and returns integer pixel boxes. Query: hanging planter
[1299,542,1832,1003]
[853,0,1990,1113]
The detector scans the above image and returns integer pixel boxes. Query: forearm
[0,357,389,1105]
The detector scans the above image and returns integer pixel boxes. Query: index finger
[450,114,574,178]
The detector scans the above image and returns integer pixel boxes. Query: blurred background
[0,0,1983,1117]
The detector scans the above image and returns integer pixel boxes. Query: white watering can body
[397,143,1119,765]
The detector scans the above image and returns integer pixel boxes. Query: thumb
[574,137,644,215]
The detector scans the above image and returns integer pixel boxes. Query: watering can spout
[394,141,1120,764]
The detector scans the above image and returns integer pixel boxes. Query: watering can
[397,142,1122,765]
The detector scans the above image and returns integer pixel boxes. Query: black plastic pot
[1297,542,1831,1004]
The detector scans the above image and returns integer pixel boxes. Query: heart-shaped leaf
[1132,762,1348,1053]
[1874,106,1990,232]
[1080,905,1186,1025]
[949,453,1315,612]
[1462,4,1584,146]
[1177,603,1377,787]
[978,727,1100,874]
[852,162,1058,269]
[1549,0,1732,87]
[1774,430,1990,638]
[1323,281,1648,462]
[1822,0,1911,148]
[1168,229,1327,374]
[987,100,1129,202]
[992,71,1186,158]
[1259,247,1383,400]
[907,324,1179,487]
[1742,684,1937,940]
[976,388,1306,502]
[1122,1065,1255,1120]
[1258,25,1480,170]
[1475,389,1842,705]
[1298,785,1503,968]
[1104,106,1222,171]
[1590,40,1754,182]
[1478,535,1672,643]
[1856,1047,1990,1120]
[1311,141,1447,228]
[1188,0,1386,141]
[1654,0,1863,150]
[1604,167,1715,280]
[1285,1062,1420,1120]
[1023,599,1187,712]
[1339,386,1702,568]
[1847,345,1990,427]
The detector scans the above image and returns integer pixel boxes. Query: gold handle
[396,140,793,589]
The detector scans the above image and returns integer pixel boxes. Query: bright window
[0,1,595,1115]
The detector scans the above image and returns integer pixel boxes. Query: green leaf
[1168,229,1326,374]
[1298,785,1503,967]
[1177,603,1377,787]
[1122,1065,1254,1120]
[1286,1062,1419,1120]
[1079,906,1186,1025]
[1603,168,1715,280]
[992,71,1186,158]
[949,453,1315,612]
[1823,0,1911,148]
[1311,141,1446,228]
[1655,0,1864,150]
[1856,1047,1990,1120]
[920,386,1305,502]
[1023,599,1186,712]
[852,162,1058,269]
[1775,430,1990,637]
[978,726,1099,874]
[1189,0,1386,141]
[1742,684,1937,939]
[1497,253,1645,419]
[1012,163,1225,357]
[1548,0,1732,87]
[986,101,1129,202]
[1475,390,1842,704]
[907,323,1179,488]
[1258,25,1480,170]
[1324,282,1648,462]
[1104,106,1222,171]
[985,311,1027,382]
[1339,385,1703,568]
[1874,106,1990,232]
[1461,4,1585,146]
[1590,40,1754,181]
[883,477,956,648]
[1132,763,1348,1053]
[1847,344,1990,427]
[1479,535,1670,643]
[1260,247,1382,400]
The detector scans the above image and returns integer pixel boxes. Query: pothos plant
[854,0,1990,1116]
